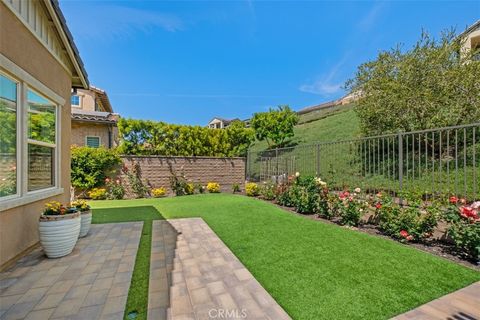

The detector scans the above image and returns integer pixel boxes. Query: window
[0,67,60,205]
[0,74,17,198]
[27,90,56,191]
[71,95,80,107]
[86,136,100,148]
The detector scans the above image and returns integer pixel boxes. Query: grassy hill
[249,103,360,153]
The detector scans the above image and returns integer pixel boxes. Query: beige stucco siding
[0,2,73,269]
[71,121,118,148]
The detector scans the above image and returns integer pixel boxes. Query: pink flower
[406,235,414,241]
[115,179,121,184]
[105,177,111,183]
[399,230,409,238]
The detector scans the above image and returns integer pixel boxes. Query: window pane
[28,144,55,191]
[86,136,100,148]
[28,90,56,144]
[0,74,17,197]
[71,95,79,106]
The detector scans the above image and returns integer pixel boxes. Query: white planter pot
[39,212,81,258]
[79,210,92,238]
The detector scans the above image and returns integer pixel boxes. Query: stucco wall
[120,156,246,197]
[0,3,73,269]
[71,121,117,148]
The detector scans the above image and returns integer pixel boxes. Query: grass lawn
[90,194,480,320]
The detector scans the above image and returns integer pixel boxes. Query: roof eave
[45,0,89,89]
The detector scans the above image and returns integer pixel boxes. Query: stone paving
[0,222,142,320]
[147,218,291,320]
[392,281,480,320]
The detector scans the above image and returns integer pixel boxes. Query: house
[207,117,250,129]
[459,20,480,60]
[0,0,89,269]
[71,86,119,148]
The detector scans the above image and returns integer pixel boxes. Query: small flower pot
[39,212,81,258]
[79,210,92,238]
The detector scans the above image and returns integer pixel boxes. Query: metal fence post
[316,144,320,177]
[275,148,279,183]
[398,132,403,203]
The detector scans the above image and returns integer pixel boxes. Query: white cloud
[299,81,343,96]
[64,3,183,40]
[358,1,386,31]
[299,55,348,96]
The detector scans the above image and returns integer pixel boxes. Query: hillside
[249,103,360,153]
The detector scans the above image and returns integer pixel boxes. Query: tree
[250,105,299,148]
[117,118,254,157]
[346,30,480,136]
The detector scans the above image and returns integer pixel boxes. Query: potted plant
[39,201,81,258]
[71,200,92,237]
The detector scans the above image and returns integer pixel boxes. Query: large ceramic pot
[79,210,92,238]
[39,212,81,258]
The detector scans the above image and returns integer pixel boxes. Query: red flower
[460,206,479,221]
[399,230,409,238]
[339,191,350,200]
[375,202,382,209]
[449,196,458,204]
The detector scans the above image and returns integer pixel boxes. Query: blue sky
[60,1,479,125]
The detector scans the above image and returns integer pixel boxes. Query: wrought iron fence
[246,123,480,200]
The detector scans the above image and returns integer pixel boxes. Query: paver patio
[392,281,480,320]
[0,222,142,320]
[147,218,291,320]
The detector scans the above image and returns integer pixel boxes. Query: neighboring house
[71,86,119,148]
[459,20,480,61]
[0,0,89,269]
[207,117,250,129]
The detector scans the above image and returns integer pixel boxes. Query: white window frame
[0,54,64,211]
[71,94,80,107]
[85,136,101,148]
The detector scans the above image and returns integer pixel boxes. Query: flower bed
[247,173,480,265]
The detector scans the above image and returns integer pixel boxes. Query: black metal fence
[247,123,480,200]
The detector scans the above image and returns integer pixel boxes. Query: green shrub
[122,161,148,198]
[276,184,296,207]
[292,176,320,214]
[336,191,366,226]
[71,146,121,192]
[232,183,241,193]
[259,182,276,200]
[169,170,191,196]
[448,221,480,262]
[105,178,125,200]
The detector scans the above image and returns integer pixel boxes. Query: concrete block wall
[120,156,246,197]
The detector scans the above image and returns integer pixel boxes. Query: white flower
[354,187,361,193]
[295,172,300,177]
[359,209,363,212]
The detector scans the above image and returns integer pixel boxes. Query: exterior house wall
[120,156,246,197]
[0,2,73,269]
[71,121,117,148]
[73,88,96,111]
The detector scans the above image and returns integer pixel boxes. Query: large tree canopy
[250,105,299,148]
[117,118,254,157]
[347,30,480,136]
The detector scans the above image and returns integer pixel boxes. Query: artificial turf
[90,194,480,320]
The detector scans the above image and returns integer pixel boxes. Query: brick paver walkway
[392,281,480,320]
[147,218,291,320]
[0,222,142,320]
